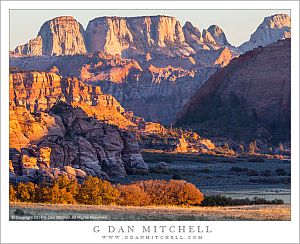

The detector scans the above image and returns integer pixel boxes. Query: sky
[10,9,290,49]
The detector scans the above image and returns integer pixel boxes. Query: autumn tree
[76,176,119,205]
[117,184,151,206]
[135,180,204,206]
[35,176,78,204]
[9,185,17,202]
[16,182,37,202]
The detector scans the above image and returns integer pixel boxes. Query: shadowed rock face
[9,70,148,183]
[177,39,291,141]
[239,14,291,53]
[92,63,216,125]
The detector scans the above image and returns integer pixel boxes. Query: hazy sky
[10,9,290,49]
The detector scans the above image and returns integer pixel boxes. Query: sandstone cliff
[14,15,239,59]
[14,36,43,56]
[182,22,236,52]
[9,70,136,128]
[177,39,291,142]
[239,14,291,53]
[15,16,87,56]
[86,15,193,57]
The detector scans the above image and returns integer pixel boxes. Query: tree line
[9,176,204,206]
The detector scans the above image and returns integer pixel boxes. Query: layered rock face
[14,36,43,56]
[177,39,291,141]
[182,22,234,51]
[86,15,192,57]
[91,63,216,124]
[9,70,148,182]
[15,16,87,56]
[239,14,291,53]
[10,52,218,125]
[9,70,136,128]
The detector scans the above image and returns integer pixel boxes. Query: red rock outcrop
[9,70,150,182]
[9,70,136,128]
[9,101,148,183]
[80,52,143,83]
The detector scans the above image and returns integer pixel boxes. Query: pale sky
[10,9,290,49]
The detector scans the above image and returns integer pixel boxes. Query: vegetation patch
[10,176,204,206]
[201,195,284,206]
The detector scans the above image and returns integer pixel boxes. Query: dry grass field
[10,202,291,221]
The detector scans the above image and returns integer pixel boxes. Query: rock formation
[183,22,235,52]
[14,15,239,58]
[9,102,148,183]
[239,14,291,53]
[9,70,149,183]
[92,62,216,124]
[10,52,218,125]
[86,15,193,57]
[15,16,87,56]
[14,36,43,56]
[13,14,292,126]
[9,70,136,128]
[177,39,291,142]
[207,25,230,46]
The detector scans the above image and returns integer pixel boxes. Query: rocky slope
[9,70,149,183]
[15,16,87,56]
[177,39,291,143]
[239,14,291,53]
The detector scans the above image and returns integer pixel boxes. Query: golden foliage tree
[136,179,204,205]
[16,182,37,202]
[35,176,78,204]
[117,184,151,206]
[9,185,17,202]
[76,176,119,205]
